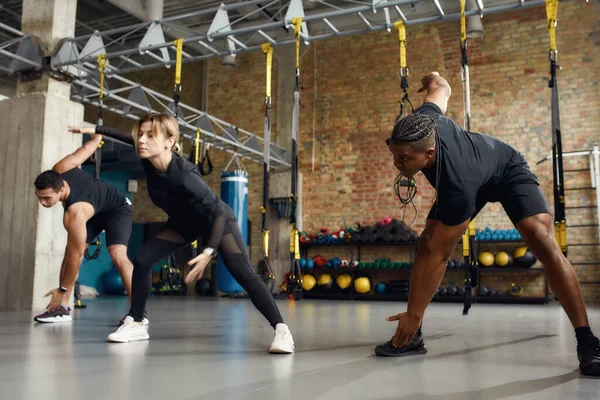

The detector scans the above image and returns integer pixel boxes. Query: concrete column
[0,0,83,311]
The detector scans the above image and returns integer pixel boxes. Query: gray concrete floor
[1,297,598,400]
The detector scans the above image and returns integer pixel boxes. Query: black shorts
[471,162,552,225]
[86,204,132,246]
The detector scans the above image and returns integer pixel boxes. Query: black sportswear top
[96,126,234,248]
[61,167,128,215]
[417,102,524,226]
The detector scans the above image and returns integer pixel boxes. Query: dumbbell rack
[299,239,551,304]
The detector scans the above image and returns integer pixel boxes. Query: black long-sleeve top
[96,126,234,248]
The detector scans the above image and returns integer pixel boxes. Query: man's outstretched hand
[386,311,422,347]
[417,71,441,94]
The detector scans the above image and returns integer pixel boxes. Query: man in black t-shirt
[376,72,599,376]
[32,130,139,325]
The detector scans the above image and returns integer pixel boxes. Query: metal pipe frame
[72,61,290,169]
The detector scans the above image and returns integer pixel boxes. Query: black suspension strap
[286,17,303,301]
[546,0,567,257]
[92,54,107,181]
[459,0,477,316]
[172,38,183,120]
[395,21,414,117]
[258,43,276,292]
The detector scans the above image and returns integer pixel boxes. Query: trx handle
[546,0,559,55]
[555,220,567,254]
[194,128,201,165]
[200,145,213,176]
[262,225,270,257]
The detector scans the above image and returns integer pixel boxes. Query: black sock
[575,326,593,339]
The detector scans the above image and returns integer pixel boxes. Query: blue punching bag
[217,170,248,294]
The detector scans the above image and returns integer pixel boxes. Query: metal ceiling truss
[1,0,547,169]
[70,63,292,169]
[0,15,291,170]
[47,0,546,76]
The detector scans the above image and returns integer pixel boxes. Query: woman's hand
[184,253,213,284]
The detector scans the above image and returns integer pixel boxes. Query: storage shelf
[300,240,417,247]
[475,296,548,304]
[300,292,548,304]
[475,240,524,244]
[478,267,544,272]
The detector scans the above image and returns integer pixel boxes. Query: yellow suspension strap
[461,220,477,315]
[286,17,303,300]
[190,128,202,257]
[92,54,108,180]
[258,43,276,292]
[395,21,413,117]
[173,38,183,120]
[546,0,567,256]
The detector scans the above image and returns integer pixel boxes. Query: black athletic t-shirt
[417,102,524,226]
[61,167,128,215]
[96,126,235,247]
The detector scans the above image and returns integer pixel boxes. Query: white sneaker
[107,316,150,343]
[269,323,294,354]
[120,314,149,327]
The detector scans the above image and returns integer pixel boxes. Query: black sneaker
[34,306,72,323]
[578,336,600,376]
[374,329,427,357]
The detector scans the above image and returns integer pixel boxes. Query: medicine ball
[495,251,511,267]
[306,258,315,268]
[313,255,328,268]
[300,258,307,268]
[478,252,495,267]
[336,274,352,290]
[302,274,317,291]
[354,277,371,294]
[375,282,387,294]
[103,268,125,295]
[317,273,333,290]
[195,278,211,296]
[513,246,537,267]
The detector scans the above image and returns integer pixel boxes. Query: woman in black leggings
[69,113,294,353]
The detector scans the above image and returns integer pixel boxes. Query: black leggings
[128,219,284,327]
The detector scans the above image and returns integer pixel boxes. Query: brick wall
[86,2,600,302]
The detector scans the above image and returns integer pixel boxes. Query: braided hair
[388,113,442,223]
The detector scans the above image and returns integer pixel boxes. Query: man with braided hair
[376,71,600,376]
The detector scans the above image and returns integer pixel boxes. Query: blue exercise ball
[306,259,315,268]
[102,267,124,295]
[300,258,307,268]
[376,282,387,294]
